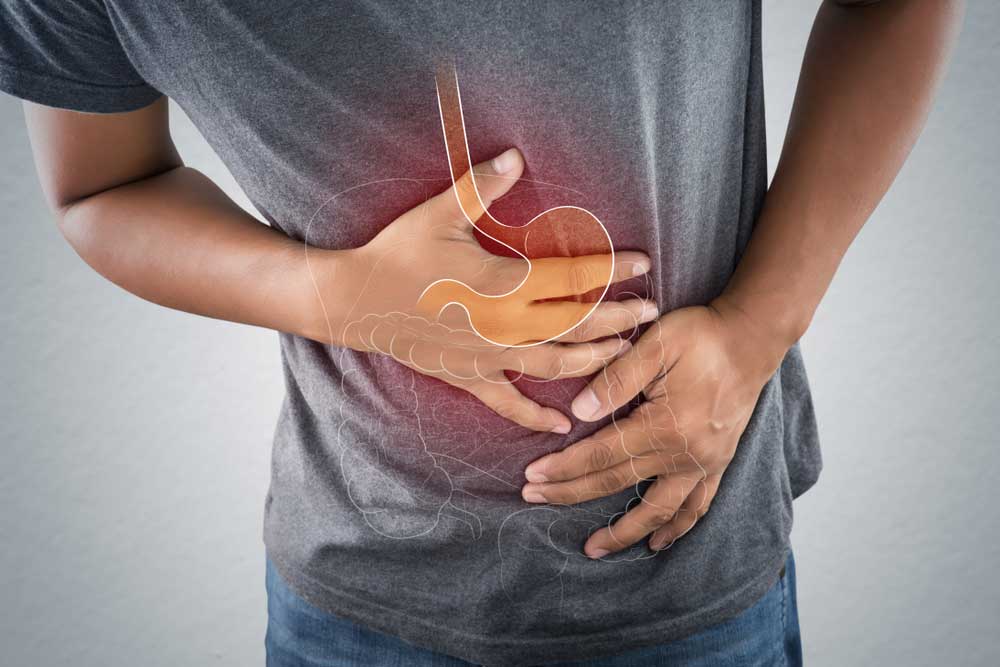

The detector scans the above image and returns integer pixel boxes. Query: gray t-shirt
[0,2,822,664]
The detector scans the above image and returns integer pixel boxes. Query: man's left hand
[521,298,789,558]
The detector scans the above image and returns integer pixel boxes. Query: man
[0,1,960,665]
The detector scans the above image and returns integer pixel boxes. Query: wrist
[294,245,369,347]
[708,292,805,375]
[720,289,812,343]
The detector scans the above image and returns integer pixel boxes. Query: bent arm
[716,0,964,353]
[24,98,355,343]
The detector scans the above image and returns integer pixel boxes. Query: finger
[467,296,650,349]
[521,455,664,506]
[583,474,701,558]
[648,474,721,550]
[549,298,659,343]
[425,148,525,223]
[608,251,653,287]
[525,251,651,301]
[523,407,685,483]
[504,337,632,380]
[571,321,681,422]
[471,148,526,208]
[465,376,570,434]
[524,253,644,301]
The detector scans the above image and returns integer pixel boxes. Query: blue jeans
[265,552,802,667]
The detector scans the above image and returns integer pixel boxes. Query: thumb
[473,147,524,207]
[466,374,571,434]
[432,148,524,223]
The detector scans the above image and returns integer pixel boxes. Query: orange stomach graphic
[417,63,616,347]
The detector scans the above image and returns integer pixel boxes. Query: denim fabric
[265,551,802,667]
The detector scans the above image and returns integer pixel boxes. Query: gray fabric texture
[0,2,822,665]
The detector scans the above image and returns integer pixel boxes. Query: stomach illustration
[417,63,616,347]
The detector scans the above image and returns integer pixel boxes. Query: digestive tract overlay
[302,64,708,599]
[416,64,614,347]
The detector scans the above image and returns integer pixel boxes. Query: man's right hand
[310,148,657,434]
[23,95,652,435]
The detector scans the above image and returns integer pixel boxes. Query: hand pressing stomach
[307,147,657,435]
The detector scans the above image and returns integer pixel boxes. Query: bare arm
[523,0,964,557]
[23,98,655,433]
[716,0,966,351]
[24,98,341,342]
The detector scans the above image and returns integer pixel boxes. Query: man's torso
[98,2,815,664]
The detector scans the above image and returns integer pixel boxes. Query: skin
[365,152,638,348]
[325,149,656,433]
[23,1,963,561]
[24,106,655,436]
[522,0,965,558]
[419,65,617,347]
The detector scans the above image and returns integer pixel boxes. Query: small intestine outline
[299,65,703,604]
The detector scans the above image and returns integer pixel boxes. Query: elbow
[52,187,132,282]
[53,198,135,294]
[54,199,102,264]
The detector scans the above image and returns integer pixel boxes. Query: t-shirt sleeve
[0,0,161,113]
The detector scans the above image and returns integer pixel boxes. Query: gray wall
[1,2,997,665]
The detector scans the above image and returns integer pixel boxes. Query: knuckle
[586,443,616,471]
[568,317,593,342]
[598,468,630,494]
[491,400,519,422]
[558,342,590,367]
[553,348,585,376]
[494,345,523,368]
[549,487,576,504]
[541,351,566,378]
[601,364,630,405]
[470,351,500,375]
[647,503,681,526]
[607,303,635,328]
[689,440,727,470]
[568,261,597,295]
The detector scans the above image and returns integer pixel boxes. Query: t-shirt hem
[265,544,790,667]
[791,465,822,500]
[0,59,162,113]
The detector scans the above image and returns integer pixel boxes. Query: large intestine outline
[298,67,705,602]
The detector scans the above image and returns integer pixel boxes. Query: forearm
[718,0,963,352]
[57,166,357,344]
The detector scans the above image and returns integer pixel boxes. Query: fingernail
[614,340,632,358]
[631,259,650,276]
[492,148,518,174]
[524,463,548,483]
[551,422,570,435]
[649,538,666,551]
[522,486,547,503]
[588,548,610,560]
[571,387,602,421]
[639,302,659,323]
